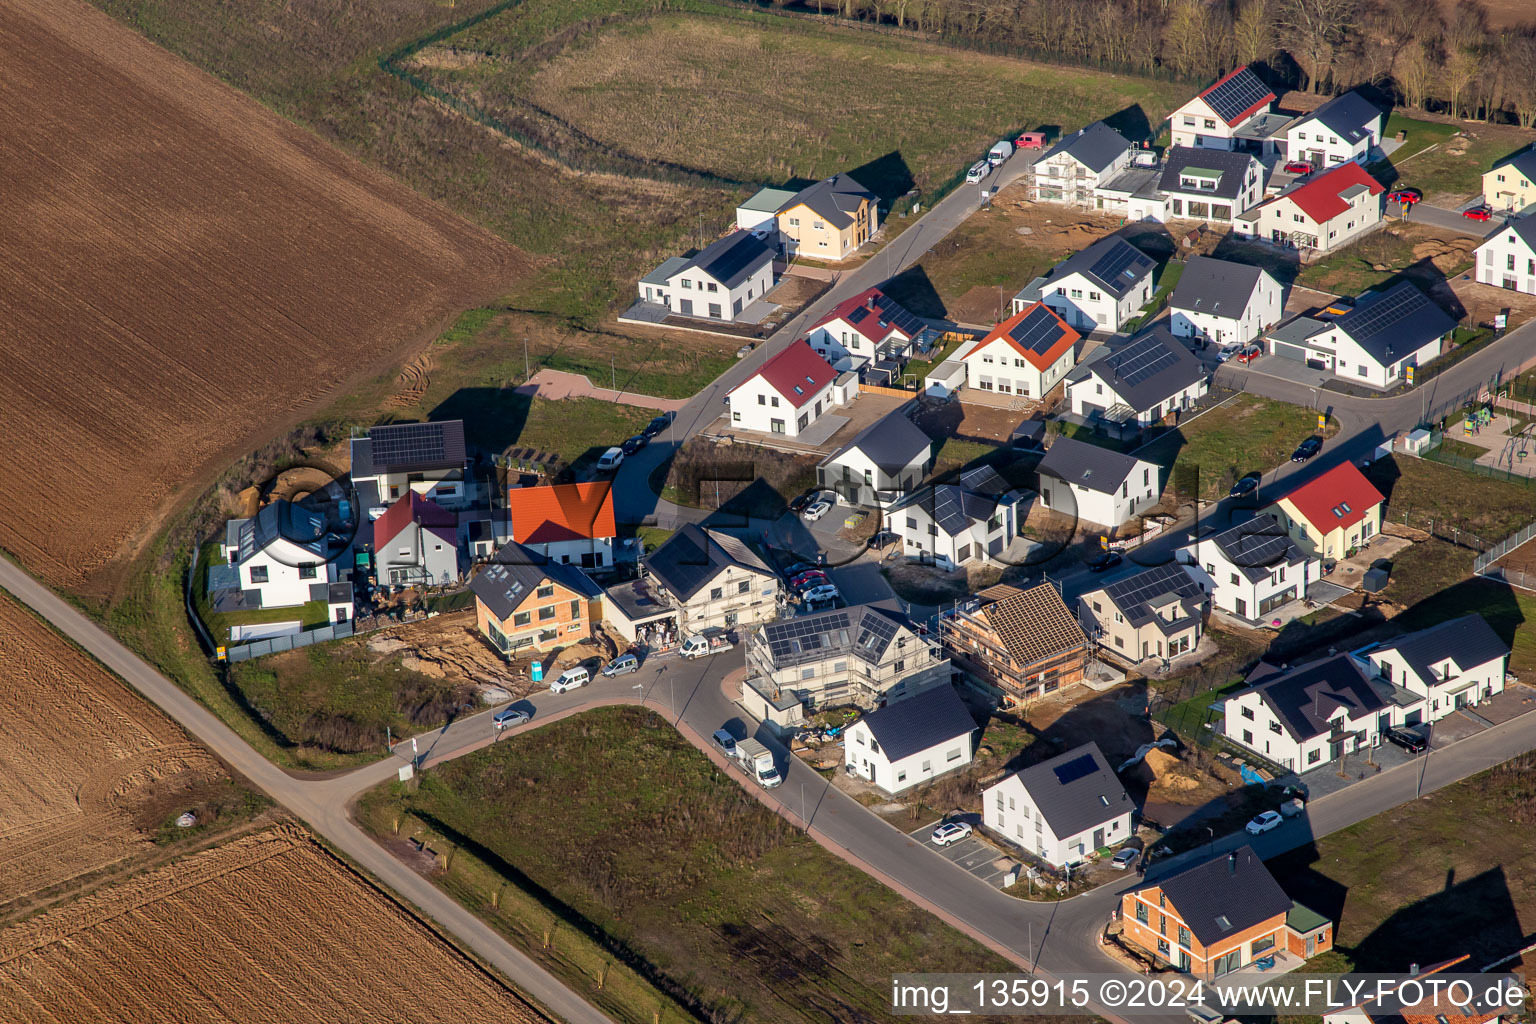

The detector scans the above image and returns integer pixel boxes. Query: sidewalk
[513,368,687,413]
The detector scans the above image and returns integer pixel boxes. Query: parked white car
[803,501,832,522]
[549,666,591,693]
[1245,811,1283,835]
[932,821,973,846]
[596,447,625,472]
[801,584,839,604]
[965,160,988,184]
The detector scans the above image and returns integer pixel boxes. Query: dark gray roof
[1038,436,1143,495]
[682,231,774,290]
[364,420,466,475]
[859,685,977,761]
[757,603,913,670]
[1237,653,1387,742]
[1294,90,1382,145]
[1268,315,1327,346]
[239,500,326,561]
[349,437,374,480]
[1504,210,1536,251]
[1091,563,1205,633]
[1373,614,1509,685]
[1034,121,1132,174]
[1143,846,1292,948]
[1168,255,1271,319]
[1082,325,1207,414]
[781,173,876,230]
[1332,280,1457,366]
[645,524,772,603]
[1012,742,1131,839]
[1159,147,1257,201]
[1047,236,1155,299]
[828,410,932,476]
[1205,513,1309,582]
[470,541,602,620]
[1493,145,1536,184]
[1012,419,1046,445]
[894,466,1019,537]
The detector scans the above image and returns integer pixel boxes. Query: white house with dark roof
[220,500,352,621]
[1014,235,1156,332]
[1031,122,1134,206]
[816,408,933,507]
[1168,66,1277,150]
[1153,147,1264,224]
[637,230,775,323]
[1065,325,1208,427]
[1222,654,1390,773]
[1180,513,1319,622]
[1484,146,1536,212]
[1293,280,1456,388]
[982,741,1133,868]
[843,684,978,795]
[804,287,924,371]
[726,339,843,438]
[350,419,468,510]
[1361,614,1509,727]
[889,467,1028,569]
[735,186,797,234]
[1168,255,1282,347]
[962,302,1081,400]
[1036,436,1161,529]
[1284,91,1384,168]
[640,524,780,635]
[1473,211,1536,295]
[1079,563,1209,666]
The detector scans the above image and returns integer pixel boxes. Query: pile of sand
[1144,748,1201,792]
[1412,237,1476,273]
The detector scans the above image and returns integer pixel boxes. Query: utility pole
[524,337,530,382]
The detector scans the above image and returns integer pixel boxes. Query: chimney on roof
[1228,851,1237,874]
[1410,963,1420,975]
[867,294,877,311]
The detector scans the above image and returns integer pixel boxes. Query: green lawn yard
[1141,394,1335,500]
[1363,453,1536,548]
[1372,114,1526,204]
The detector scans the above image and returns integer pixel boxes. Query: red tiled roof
[1277,161,1383,224]
[810,287,917,346]
[1278,462,1384,534]
[373,492,456,549]
[974,302,1080,371]
[510,482,616,545]
[733,338,837,409]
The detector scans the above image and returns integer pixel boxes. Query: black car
[1087,551,1123,572]
[1291,437,1323,462]
[1229,475,1259,499]
[621,434,649,456]
[1386,727,1428,754]
[788,491,816,514]
[642,414,672,439]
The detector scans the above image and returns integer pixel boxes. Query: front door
[1092,828,1105,849]
[679,298,693,316]
[1305,935,1315,957]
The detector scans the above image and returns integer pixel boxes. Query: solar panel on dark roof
[1107,339,1180,386]
[1051,752,1099,786]
[1089,243,1143,287]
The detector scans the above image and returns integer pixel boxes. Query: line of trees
[780,0,1536,128]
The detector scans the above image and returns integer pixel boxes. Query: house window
[569,600,580,619]
[1241,706,1254,720]
[738,580,751,594]
[1178,926,1191,949]
[710,587,723,600]
[947,748,962,762]
[921,760,932,772]
[1269,721,1282,735]
[1308,749,1322,764]
[896,770,907,783]
[706,282,718,293]
[757,394,766,405]
[513,611,531,627]
[771,396,780,407]
[537,585,554,598]
[249,565,269,584]
[1136,901,1149,924]
[539,605,557,621]
[709,303,722,319]
[1242,729,1253,744]
[894,660,905,672]
[771,419,785,434]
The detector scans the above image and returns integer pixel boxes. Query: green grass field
[1372,114,1519,203]
[1364,453,1536,546]
[1141,394,1333,500]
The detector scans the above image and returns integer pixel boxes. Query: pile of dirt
[1142,747,1239,805]
[1412,236,1477,274]
[368,613,519,689]
[1143,748,1200,793]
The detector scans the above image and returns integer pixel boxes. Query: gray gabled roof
[1034,121,1132,174]
[1236,653,1386,742]
[1140,845,1293,948]
[1159,147,1257,201]
[859,685,977,762]
[1168,255,1271,319]
[1046,235,1156,299]
[1205,513,1310,583]
[781,173,876,230]
[1493,145,1536,184]
[645,524,773,604]
[1293,90,1382,145]
[239,500,327,562]
[1080,325,1206,414]
[681,231,774,290]
[470,541,602,620]
[1037,436,1144,496]
[1011,741,1131,839]
[825,410,932,476]
[1373,614,1509,685]
[1331,280,1457,367]
[757,603,913,670]
[1090,563,1205,633]
[1268,315,1327,346]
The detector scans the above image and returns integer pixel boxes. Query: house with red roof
[508,481,616,570]
[1236,161,1384,253]
[726,339,847,440]
[1168,66,1276,151]
[1262,461,1385,560]
[960,303,1080,401]
[374,492,461,586]
[804,287,924,371]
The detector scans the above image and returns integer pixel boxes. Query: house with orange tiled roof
[938,582,1088,708]
[508,481,616,571]
[961,302,1080,401]
[1262,461,1384,560]
[1324,956,1519,1024]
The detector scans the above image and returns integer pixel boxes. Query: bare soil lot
[0,826,549,1023]
[0,0,525,596]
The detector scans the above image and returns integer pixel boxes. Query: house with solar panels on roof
[804,286,925,373]
[726,338,848,440]
[982,742,1133,869]
[1236,160,1384,254]
[637,230,775,323]
[1036,435,1162,530]
[1168,255,1282,348]
[1263,461,1385,560]
[741,603,950,734]
[350,419,469,512]
[889,467,1029,570]
[1357,614,1509,727]
[1272,279,1455,388]
[816,409,933,508]
[1065,325,1209,430]
[1014,235,1156,333]
[1030,121,1134,207]
[217,499,354,623]
[1221,652,1391,772]
[960,302,1081,402]
[1168,65,1277,151]
[843,683,978,794]
[469,540,604,656]
[1283,90,1385,169]
[938,583,1089,709]
[1078,563,1209,667]
[1179,513,1319,622]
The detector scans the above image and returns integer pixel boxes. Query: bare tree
[1279,0,1361,92]
[1507,35,1536,128]
[1444,45,1482,119]
[1233,0,1278,68]
[1395,38,1439,112]
[1161,0,1209,78]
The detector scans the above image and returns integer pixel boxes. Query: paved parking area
[909,820,1017,888]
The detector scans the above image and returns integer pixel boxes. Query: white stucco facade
[982,773,1133,869]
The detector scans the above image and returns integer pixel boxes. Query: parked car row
[595,414,673,473]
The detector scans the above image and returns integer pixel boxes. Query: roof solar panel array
[1107,336,1180,386]
[369,421,462,470]
[1007,304,1070,355]
[1051,752,1099,786]
[1088,241,1144,287]
[1102,563,1202,613]
[1202,68,1271,124]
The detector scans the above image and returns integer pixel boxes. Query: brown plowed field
[0,826,550,1023]
[0,0,527,594]
[0,594,228,911]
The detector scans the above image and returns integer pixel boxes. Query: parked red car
[1386,187,1423,205]
[1283,161,1313,175]
[1463,206,1494,222]
[1236,344,1263,364]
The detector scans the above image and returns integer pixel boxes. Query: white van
[549,666,591,693]
[596,447,625,472]
[965,161,988,184]
[680,635,712,659]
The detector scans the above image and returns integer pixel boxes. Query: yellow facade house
[776,173,878,261]
[1484,146,1536,212]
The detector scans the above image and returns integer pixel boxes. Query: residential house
[1272,280,1455,387]
[222,500,351,620]
[1079,563,1208,666]
[350,419,468,510]
[1014,236,1157,333]
[775,174,879,260]
[1263,461,1385,560]
[1167,255,1283,347]
[843,684,978,794]
[372,492,459,587]
[1155,147,1264,224]
[1037,436,1161,529]
[889,466,1028,569]
[983,742,1133,869]
[726,339,842,439]
[1121,846,1333,976]
[509,481,616,570]
[735,185,797,235]
[1168,66,1277,150]
[962,302,1081,401]
[637,230,775,323]
[642,524,780,634]
[1222,654,1389,772]
[1362,614,1509,727]
[1236,160,1384,253]
[1284,90,1385,168]
[1180,513,1319,621]
[1065,326,1209,428]
[804,286,924,372]
[1030,121,1134,207]
[741,603,950,734]
[1473,211,1536,295]
[816,408,933,507]
[938,582,1089,708]
[1483,145,1536,212]
[470,541,603,656]
[1324,956,1518,1024]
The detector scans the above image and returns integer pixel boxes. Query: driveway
[909,819,1016,888]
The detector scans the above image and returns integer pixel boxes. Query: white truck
[735,738,782,789]
[988,139,1014,166]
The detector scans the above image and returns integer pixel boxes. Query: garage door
[1271,342,1308,362]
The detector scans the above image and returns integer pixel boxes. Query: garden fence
[224,620,355,663]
